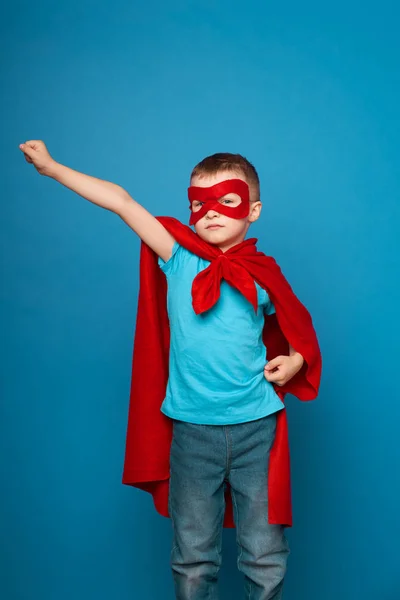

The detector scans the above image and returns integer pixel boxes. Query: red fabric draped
[122,217,322,527]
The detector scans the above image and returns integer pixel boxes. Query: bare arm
[19,140,175,262]
[289,343,304,365]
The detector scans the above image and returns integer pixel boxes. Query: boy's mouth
[206,224,223,230]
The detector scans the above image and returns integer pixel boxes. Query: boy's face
[189,171,261,252]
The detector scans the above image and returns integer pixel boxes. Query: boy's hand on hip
[19,140,56,176]
[264,353,304,386]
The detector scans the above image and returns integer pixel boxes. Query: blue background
[1,1,399,599]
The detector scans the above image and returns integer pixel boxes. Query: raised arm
[19,140,175,262]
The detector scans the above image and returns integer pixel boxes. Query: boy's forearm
[45,161,127,214]
[289,344,304,367]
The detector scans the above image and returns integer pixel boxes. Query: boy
[19,140,321,600]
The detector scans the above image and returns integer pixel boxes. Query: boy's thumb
[20,143,35,157]
[265,357,278,371]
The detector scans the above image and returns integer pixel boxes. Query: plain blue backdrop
[1,1,399,599]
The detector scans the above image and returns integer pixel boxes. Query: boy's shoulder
[157,240,200,276]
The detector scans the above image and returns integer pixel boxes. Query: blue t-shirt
[157,241,285,424]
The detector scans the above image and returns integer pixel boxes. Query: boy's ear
[248,201,262,223]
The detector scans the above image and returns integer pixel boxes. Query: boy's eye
[192,197,238,211]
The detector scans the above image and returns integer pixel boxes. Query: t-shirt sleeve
[157,241,182,276]
[264,299,276,316]
[262,289,276,316]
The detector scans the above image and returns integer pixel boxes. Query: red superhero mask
[188,178,250,226]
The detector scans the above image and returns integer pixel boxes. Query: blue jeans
[168,412,290,599]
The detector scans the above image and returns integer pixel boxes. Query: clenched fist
[19,140,55,176]
[264,353,304,387]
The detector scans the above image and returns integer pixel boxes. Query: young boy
[19,140,321,600]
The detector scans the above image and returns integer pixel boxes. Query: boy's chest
[166,263,268,336]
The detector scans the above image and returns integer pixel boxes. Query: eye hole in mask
[191,194,242,213]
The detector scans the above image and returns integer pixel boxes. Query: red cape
[122,217,322,527]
